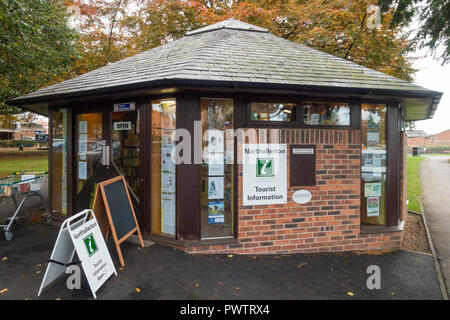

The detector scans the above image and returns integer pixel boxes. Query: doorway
[74,111,109,212]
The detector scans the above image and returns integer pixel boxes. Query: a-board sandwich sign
[38,209,116,299]
[91,175,144,267]
[242,144,287,206]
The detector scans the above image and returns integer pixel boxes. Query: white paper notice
[208,153,224,176]
[79,121,88,134]
[79,134,88,153]
[78,161,87,180]
[208,176,224,199]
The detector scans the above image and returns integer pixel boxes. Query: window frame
[246,97,302,128]
[246,97,359,129]
[301,101,355,129]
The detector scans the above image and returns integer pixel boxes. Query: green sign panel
[256,158,274,177]
[83,233,99,257]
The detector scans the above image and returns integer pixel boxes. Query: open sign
[113,121,132,131]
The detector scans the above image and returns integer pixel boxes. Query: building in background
[407,129,450,154]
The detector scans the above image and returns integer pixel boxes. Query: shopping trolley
[0,171,51,241]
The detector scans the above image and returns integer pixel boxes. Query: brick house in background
[407,129,450,152]
[13,121,48,140]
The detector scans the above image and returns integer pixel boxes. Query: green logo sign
[256,158,274,177]
[83,233,98,257]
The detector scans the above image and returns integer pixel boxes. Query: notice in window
[208,200,225,224]
[208,177,224,199]
[78,161,87,180]
[367,130,379,148]
[367,197,380,217]
[79,121,87,134]
[364,182,382,197]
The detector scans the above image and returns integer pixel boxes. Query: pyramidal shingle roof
[10,18,441,119]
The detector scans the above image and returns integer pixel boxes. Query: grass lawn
[407,155,425,213]
[0,148,48,179]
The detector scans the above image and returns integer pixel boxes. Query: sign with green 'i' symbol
[83,233,98,257]
[256,158,274,177]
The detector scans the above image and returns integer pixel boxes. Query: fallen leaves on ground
[0,288,8,294]
[135,288,141,293]
[297,263,307,270]
[346,292,354,296]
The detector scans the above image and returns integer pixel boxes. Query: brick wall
[185,128,403,254]
[407,129,450,148]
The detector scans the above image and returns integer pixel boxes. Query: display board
[38,209,116,299]
[92,176,144,267]
[242,144,287,206]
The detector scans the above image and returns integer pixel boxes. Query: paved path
[420,156,450,295]
[0,223,443,300]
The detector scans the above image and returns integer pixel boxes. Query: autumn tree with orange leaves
[67,0,414,82]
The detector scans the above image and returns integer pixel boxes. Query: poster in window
[78,161,87,180]
[365,182,382,197]
[208,176,224,199]
[367,197,380,217]
[208,153,224,176]
[79,121,87,134]
[367,130,379,147]
[161,191,175,235]
[208,200,225,224]
[207,130,224,154]
[310,113,320,125]
[363,153,373,166]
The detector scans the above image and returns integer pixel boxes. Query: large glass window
[361,104,387,226]
[201,98,234,239]
[303,102,350,126]
[250,102,296,122]
[151,99,176,237]
[51,109,68,215]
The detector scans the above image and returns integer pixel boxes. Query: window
[250,102,296,122]
[361,104,387,226]
[201,98,234,239]
[151,99,176,237]
[303,102,350,126]
[51,109,68,215]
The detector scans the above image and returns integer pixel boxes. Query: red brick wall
[407,137,429,147]
[408,129,450,148]
[185,128,403,254]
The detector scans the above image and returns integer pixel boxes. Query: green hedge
[0,140,37,148]
[424,146,450,154]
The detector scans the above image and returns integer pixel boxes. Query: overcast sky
[411,49,449,135]
[406,5,449,135]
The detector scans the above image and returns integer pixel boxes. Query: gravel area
[401,212,431,254]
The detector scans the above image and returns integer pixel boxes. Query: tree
[0,0,79,114]
[378,0,450,64]
[130,0,415,81]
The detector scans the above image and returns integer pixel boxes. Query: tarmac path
[420,155,450,296]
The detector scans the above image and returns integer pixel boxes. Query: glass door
[75,112,104,210]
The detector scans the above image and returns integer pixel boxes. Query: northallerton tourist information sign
[242,144,287,206]
[38,209,116,299]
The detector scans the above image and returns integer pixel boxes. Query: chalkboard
[102,179,137,240]
[92,175,144,267]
